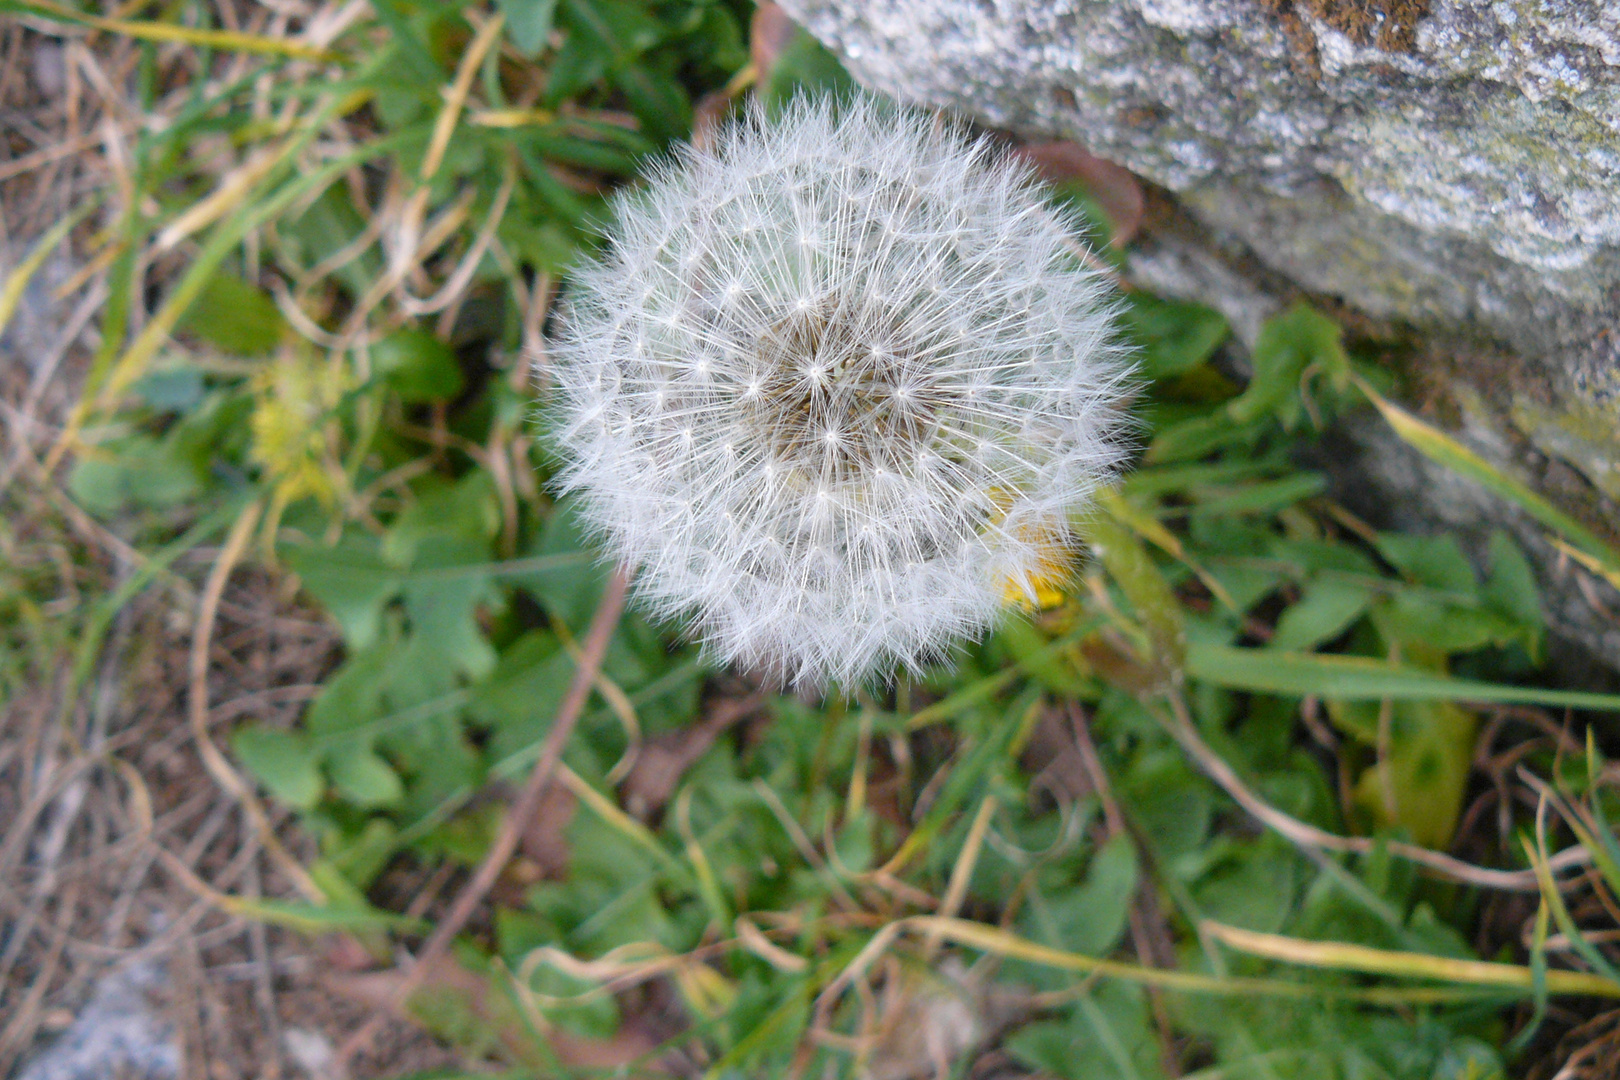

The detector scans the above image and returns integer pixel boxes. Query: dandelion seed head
[544,97,1135,688]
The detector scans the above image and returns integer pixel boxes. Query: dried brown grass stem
[1159,685,1587,893]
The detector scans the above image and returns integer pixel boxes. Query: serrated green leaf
[1227,302,1345,426]
[1374,589,1523,654]
[325,818,398,891]
[1373,533,1477,594]
[1195,841,1296,934]
[68,434,204,516]
[470,631,575,761]
[372,328,464,403]
[614,63,690,144]
[561,0,662,57]
[693,6,747,73]
[328,746,405,808]
[1075,833,1138,955]
[1145,408,1265,465]
[1204,561,1285,613]
[1483,531,1543,650]
[305,639,393,742]
[387,538,499,706]
[1124,457,1287,501]
[176,272,285,357]
[544,22,610,104]
[1268,580,1370,652]
[831,806,873,874]
[233,724,323,809]
[1126,293,1230,381]
[499,0,558,55]
[1007,982,1165,1080]
[1191,473,1327,518]
[1266,537,1381,577]
[1120,749,1213,872]
[382,473,500,567]
[133,366,206,411]
[287,536,401,649]
[518,499,610,630]
[1024,833,1138,959]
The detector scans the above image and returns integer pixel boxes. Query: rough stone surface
[776,0,1620,383]
[778,0,1620,673]
[16,960,181,1080]
[780,0,1620,290]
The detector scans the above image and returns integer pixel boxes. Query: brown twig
[1067,702,1182,1077]
[1157,685,1589,893]
[331,563,631,1072]
[188,500,323,902]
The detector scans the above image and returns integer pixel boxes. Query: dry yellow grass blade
[897,917,1484,1005]
[156,136,302,251]
[189,501,326,903]
[470,107,557,128]
[0,206,91,340]
[557,764,679,874]
[1158,686,1595,891]
[923,795,998,959]
[45,94,372,471]
[421,12,505,182]
[736,916,811,973]
[1202,920,1620,998]
[1094,485,1238,613]
[14,0,341,60]
[0,130,103,183]
[401,155,518,317]
[1549,537,1620,593]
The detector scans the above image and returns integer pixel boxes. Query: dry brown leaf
[518,780,576,880]
[750,3,800,85]
[1021,709,1096,807]
[620,693,765,821]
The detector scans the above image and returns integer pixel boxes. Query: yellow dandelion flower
[248,347,348,507]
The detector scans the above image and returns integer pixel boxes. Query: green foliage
[1007,982,1166,1080]
[176,273,286,357]
[373,330,465,403]
[40,4,1620,1077]
[1125,293,1230,382]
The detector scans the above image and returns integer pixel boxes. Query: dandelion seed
[544,97,1135,688]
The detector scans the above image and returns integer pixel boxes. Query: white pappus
[543,96,1135,689]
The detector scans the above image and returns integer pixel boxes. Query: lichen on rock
[780,0,1620,287]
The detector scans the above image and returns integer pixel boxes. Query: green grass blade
[1186,642,1620,712]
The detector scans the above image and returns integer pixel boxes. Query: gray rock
[779,0,1620,672]
[15,960,182,1080]
[780,0,1620,296]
